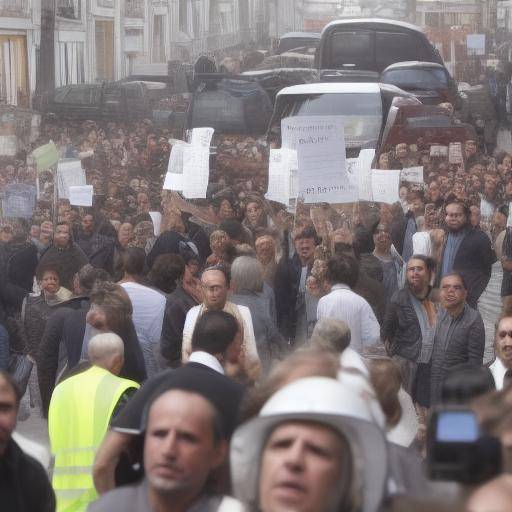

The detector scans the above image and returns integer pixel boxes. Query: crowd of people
[2,110,512,511]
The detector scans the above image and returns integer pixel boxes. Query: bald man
[466,475,512,512]
[48,333,140,511]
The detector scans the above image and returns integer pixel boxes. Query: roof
[322,18,425,35]
[382,61,446,71]
[276,82,381,96]
[280,31,321,40]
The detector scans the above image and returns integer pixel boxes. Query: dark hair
[407,254,436,276]
[440,272,467,290]
[201,264,231,287]
[121,247,146,276]
[148,254,185,294]
[219,219,245,242]
[0,370,21,408]
[441,364,496,405]
[293,225,320,244]
[36,263,61,282]
[444,193,470,218]
[326,254,359,288]
[191,310,239,355]
[77,264,111,295]
[90,282,133,332]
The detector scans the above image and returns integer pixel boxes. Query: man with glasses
[437,197,495,308]
[430,273,485,406]
[490,315,512,389]
[181,266,261,381]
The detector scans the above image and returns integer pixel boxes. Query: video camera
[427,407,502,484]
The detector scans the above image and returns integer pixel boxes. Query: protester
[382,255,437,407]
[0,370,55,511]
[48,333,139,511]
[230,256,285,373]
[490,315,512,389]
[275,226,320,344]
[38,222,89,291]
[430,273,485,405]
[118,248,166,377]
[93,311,245,495]
[317,253,380,353]
[181,266,261,381]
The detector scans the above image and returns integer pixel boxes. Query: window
[152,15,166,63]
[125,29,143,53]
[57,41,85,86]
[329,31,373,69]
[0,0,29,18]
[381,68,448,90]
[64,86,101,105]
[125,0,144,18]
[375,32,418,70]
[95,20,115,81]
[56,0,81,20]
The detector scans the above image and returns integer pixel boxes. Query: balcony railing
[0,0,29,18]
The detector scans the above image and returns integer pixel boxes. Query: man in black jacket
[382,255,437,407]
[437,196,496,308]
[0,370,55,511]
[274,226,319,344]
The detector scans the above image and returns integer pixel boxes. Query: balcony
[125,0,144,18]
[56,0,81,20]
[0,0,29,18]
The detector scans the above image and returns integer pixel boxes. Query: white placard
[266,149,289,204]
[163,142,188,191]
[182,146,210,199]
[401,166,424,184]
[357,149,376,202]
[149,211,162,236]
[57,159,86,199]
[190,127,214,148]
[449,142,463,165]
[69,185,93,206]
[283,116,354,203]
[0,135,17,156]
[372,169,401,204]
[430,145,448,157]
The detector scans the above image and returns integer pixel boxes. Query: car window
[375,32,418,70]
[63,86,100,105]
[329,31,373,69]
[382,68,448,89]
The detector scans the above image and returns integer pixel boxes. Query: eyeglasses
[498,330,512,339]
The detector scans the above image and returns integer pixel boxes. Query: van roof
[322,18,425,35]
[280,31,321,40]
[276,82,381,96]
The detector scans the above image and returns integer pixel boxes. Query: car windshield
[272,92,383,148]
[382,68,448,90]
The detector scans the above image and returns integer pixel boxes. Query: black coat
[381,288,422,361]
[0,439,55,512]
[160,286,199,368]
[274,253,313,340]
[437,228,496,308]
[37,298,147,416]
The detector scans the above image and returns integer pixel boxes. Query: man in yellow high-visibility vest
[49,332,139,512]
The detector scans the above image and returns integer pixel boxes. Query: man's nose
[162,431,178,457]
[283,441,305,472]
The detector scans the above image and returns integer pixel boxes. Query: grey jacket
[430,304,485,405]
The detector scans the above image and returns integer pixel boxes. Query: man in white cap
[230,377,389,512]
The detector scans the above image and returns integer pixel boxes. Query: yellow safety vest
[48,365,139,512]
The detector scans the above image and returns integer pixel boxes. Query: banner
[32,141,59,172]
[57,159,86,199]
[3,184,37,218]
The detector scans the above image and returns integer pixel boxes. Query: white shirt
[182,302,261,380]
[317,284,380,353]
[189,351,224,374]
[490,357,509,390]
[120,282,166,346]
[412,231,432,257]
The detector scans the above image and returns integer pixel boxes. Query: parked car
[267,82,420,157]
[318,18,443,74]
[276,32,321,55]
[40,81,179,129]
[380,61,459,107]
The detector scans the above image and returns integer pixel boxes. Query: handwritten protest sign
[69,185,93,206]
[32,141,59,172]
[3,184,36,218]
[163,142,188,191]
[57,159,86,199]
[190,127,215,148]
[449,142,464,165]
[371,170,401,204]
[182,147,210,199]
[401,166,424,184]
[357,149,376,202]
[282,116,356,204]
[430,145,448,158]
